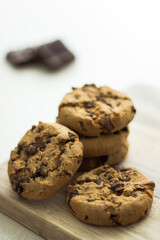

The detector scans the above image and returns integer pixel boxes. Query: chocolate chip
[88,199,94,202]
[46,138,51,144]
[106,102,113,107]
[32,168,41,179]
[60,145,65,153]
[113,166,121,170]
[72,87,77,90]
[103,165,109,170]
[83,84,96,88]
[144,208,148,215]
[94,178,104,185]
[19,186,24,194]
[117,103,121,106]
[85,109,93,117]
[119,176,131,182]
[107,175,113,180]
[85,177,91,182]
[58,160,62,167]
[69,190,78,200]
[77,157,82,164]
[6,48,37,65]
[12,177,30,193]
[101,116,114,132]
[12,180,17,187]
[24,159,28,165]
[95,93,105,102]
[15,168,24,173]
[20,176,30,183]
[121,127,128,132]
[37,142,45,152]
[95,95,102,101]
[68,132,76,141]
[31,125,36,131]
[113,95,118,99]
[113,130,120,134]
[131,106,136,114]
[17,145,22,155]
[85,215,88,220]
[11,158,16,162]
[116,189,124,196]
[132,193,137,198]
[85,102,95,108]
[40,165,48,177]
[119,167,127,172]
[110,214,117,220]
[139,184,145,187]
[74,94,79,99]
[25,145,37,156]
[35,136,41,142]
[37,126,44,133]
[110,182,124,191]
[79,121,87,132]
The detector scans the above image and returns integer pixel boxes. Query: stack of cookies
[8,84,155,227]
[57,84,136,170]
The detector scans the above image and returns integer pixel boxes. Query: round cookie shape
[67,165,155,226]
[79,141,128,171]
[58,84,136,136]
[8,122,83,200]
[80,127,129,158]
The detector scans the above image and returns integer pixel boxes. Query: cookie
[58,84,136,136]
[8,122,83,200]
[67,165,155,226]
[80,127,129,158]
[78,142,128,171]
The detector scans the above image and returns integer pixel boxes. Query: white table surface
[0,1,160,239]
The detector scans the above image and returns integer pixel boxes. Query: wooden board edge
[0,193,81,240]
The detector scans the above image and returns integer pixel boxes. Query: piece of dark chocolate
[37,40,74,70]
[6,40,74,70]
[6,48,37,65]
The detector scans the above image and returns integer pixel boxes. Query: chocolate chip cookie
[80,127,129,158]
[79,141,128,171]
[8,122,83,200]
[58,84,136,136]
[67,165,155,226]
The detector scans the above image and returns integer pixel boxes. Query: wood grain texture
[0,122,160,240]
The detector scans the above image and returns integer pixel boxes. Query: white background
[0,1,160,239]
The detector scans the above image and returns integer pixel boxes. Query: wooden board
[0,122,160,240]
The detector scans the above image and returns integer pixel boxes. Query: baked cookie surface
[67,165,155,226]
[58,84,136,136]
[8,122,83,200]
[79,142,128,171]
[80,127,129,158]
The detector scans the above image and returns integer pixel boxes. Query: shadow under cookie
[79,141,129,171]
